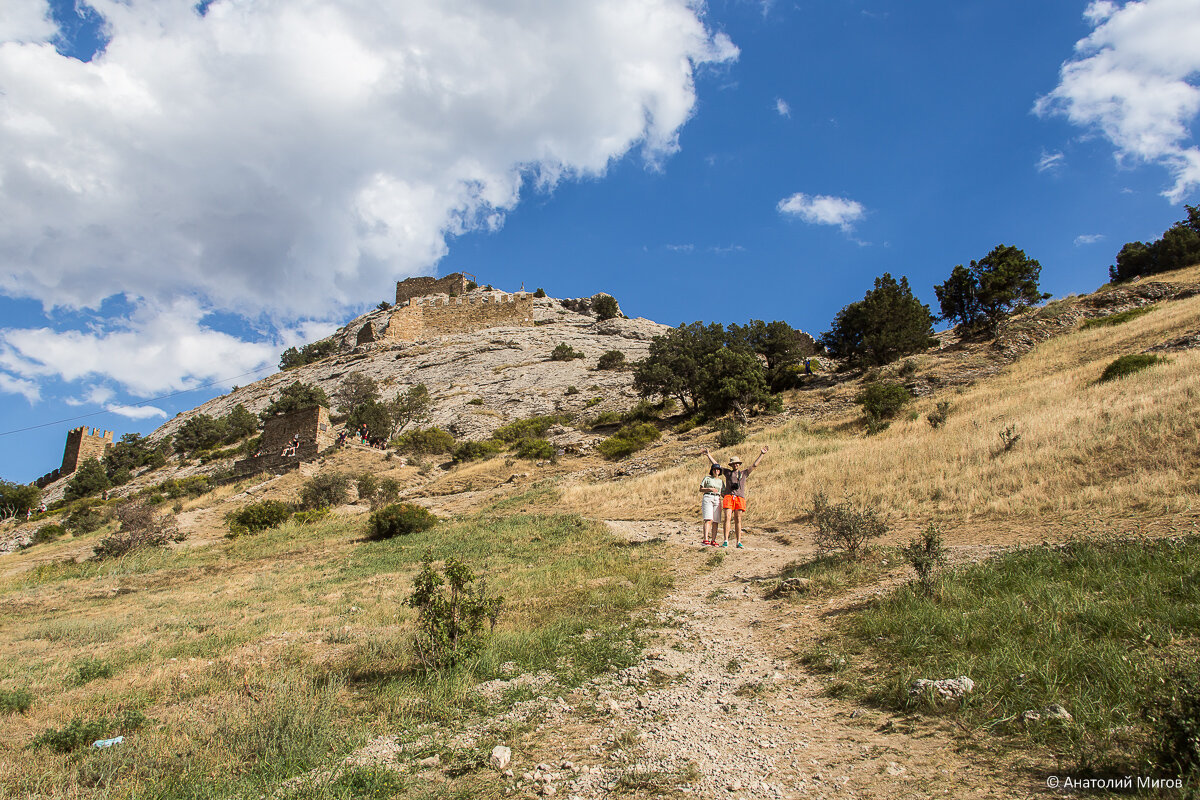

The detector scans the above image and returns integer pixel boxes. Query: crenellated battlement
[381,291,534,341]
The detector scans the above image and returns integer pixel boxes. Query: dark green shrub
[822,274,937,365]
[65,459,111,501]
[452,440,504,463]
[857,382,913,422]
[300,472,350,510]
[226,500,293,536]
[492,415,567,443]
[30,524,66,545]
[672,415,704,434]
[565,385,579,395]
[590,410,622,429]
[902,523,948,593]
[533,287,546,298]
[597,350,626,370]
[467,398,484,406]
[1144,662,1200,781]
[514,438,555,460]
[550,343,585,361]
[597,423,661,460]
[809,492,887,559]
[278,339,338,370]
[1099,354,1165,382]
[392,427,456,455]
[367,503,438,541]
[407,550,503,670]
[715,421,746,448]
[0,479,41,520]
[926,401,951,429]
[31,709,146,753]
[584,396,602,408]
[0,688,33,714]
[260,381,331,421]
[71,658,114,685]
[592,294,620,321]
[355,473,379,503]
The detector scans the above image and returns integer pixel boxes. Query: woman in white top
[700,464,725,546]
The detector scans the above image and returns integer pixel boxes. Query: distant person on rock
[700,463,725,546]
[702,446,769,548]
[281,433,300,457]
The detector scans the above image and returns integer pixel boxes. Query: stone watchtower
[61,427,113,474]
[395,272,470,306]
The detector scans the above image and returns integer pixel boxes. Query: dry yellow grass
[561,286,1200,532]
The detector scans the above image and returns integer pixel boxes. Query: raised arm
[750,445,768,470]
[701,447,719,466]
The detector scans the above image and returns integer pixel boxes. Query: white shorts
[701,493,721,521]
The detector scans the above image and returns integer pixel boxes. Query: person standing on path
[702,445,769,548]
[699,463,725,546]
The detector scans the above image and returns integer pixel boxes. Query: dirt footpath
[505,520,1050,799]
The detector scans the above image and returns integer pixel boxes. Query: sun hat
[728,456,743,464]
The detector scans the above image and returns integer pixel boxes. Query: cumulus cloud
[1036,150,1066,173]
[0,0,56,42]
[106,404,168,420]
[0,0,735,400]
[0,299,279,396]
[775,97,791,117]
[0,372,39,403]
[1075,233,1107,245]
[1035,0,1200,201]
[777,193,866,231]
[0,0,736,318]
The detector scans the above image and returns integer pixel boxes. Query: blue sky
[2,0,1199,483]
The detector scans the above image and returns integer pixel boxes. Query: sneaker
[720,541,729,547]
[736,542,744,549]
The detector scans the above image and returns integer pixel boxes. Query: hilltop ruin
[34,427,113,488]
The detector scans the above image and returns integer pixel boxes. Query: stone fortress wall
[352,273,534,345]
[233,405,335,476]
[34,427,113,488]
[394,273,470,306]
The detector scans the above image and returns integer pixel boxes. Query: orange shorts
[722,495,747,511]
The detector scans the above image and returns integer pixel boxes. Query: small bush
[301,472,350,510]
[898,358,919,378]
[71,658,114,685]
[672,415,704,434]
[901,523,948,594]
[452,440,504,464]
[1080,305,1155,330]
[0,688,33,714]
[226,500,293,536]
[467,398,484,406]
[367,503,438,541]
[492,415,567,444]
[392,426,456,455]
[355,473,378,504]
[597,350,626,370]
[1099,353,1165,382]
[30,524,66,546]
[31,709,146,753]
[926,401,951,429]
[597,422,661,460]
[592,294,620,321]
[857,382,913,422]
[533,287,546,298]
[1144,662,1200,781]
[407,550,503,670]
[998,424,1021,453]
[585,397,603,408]
[715,421,746,448]
[550,343,585,361]
[92,503,183,560]
[374,478,400,509]
[514,438,555,460]
[809,492,887,559]
[565,385,579,395]
[293,507,331,525]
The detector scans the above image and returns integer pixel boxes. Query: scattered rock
[491,745,512,771]
[909,676,975,702]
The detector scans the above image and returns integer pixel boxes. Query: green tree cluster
[1109,205,1200,282]
[0,480,41,520]
[821,274,937,366]
[103,433,171,485]
[278,339,339,370]
[260,382,331,422]
[173,404,260,455]
[934,244,1049,332]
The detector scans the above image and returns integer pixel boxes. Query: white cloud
[666,243,696,253]
[1036,150,1066,173]
[0,1,736,320]
[0,372,40,403]
[1075,233,1107,245]
[1035,0,1200,201]
[64,386,116,407]
[105,404,168,420]
[777,193,866,231]
[775,97,791,117]
[0,299,278,397]
[0,0,56,42]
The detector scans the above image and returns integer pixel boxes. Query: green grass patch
[1099,353,1166,382]
[1080,305,1156,329]
[0,687,33,714]
[835,535,1200,773]
[772,548,897,597]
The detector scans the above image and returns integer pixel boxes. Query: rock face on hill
[149,293,668,445]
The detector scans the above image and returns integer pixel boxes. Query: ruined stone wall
[233,405,334,475]
[395,273,468,306]
[61,427,113,474]
[382,294,534,341]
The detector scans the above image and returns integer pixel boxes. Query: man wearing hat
[702,445,769,548]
